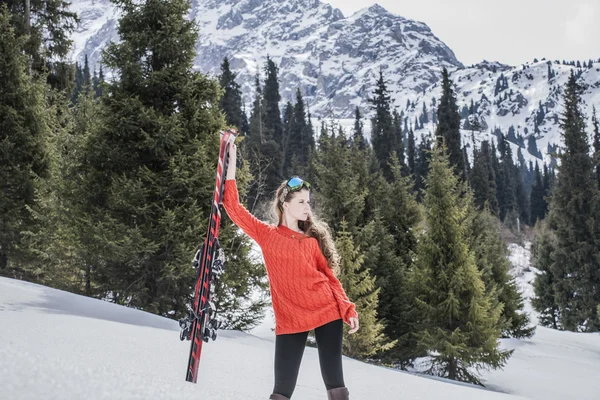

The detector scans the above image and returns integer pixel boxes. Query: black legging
[273,319,345,398]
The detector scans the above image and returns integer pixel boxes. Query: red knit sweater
[223,179,358,335]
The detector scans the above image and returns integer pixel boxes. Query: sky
[327,0,600,66]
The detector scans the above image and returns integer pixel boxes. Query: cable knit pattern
[223,179,358,335]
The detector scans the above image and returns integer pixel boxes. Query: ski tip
[219,128,239,137]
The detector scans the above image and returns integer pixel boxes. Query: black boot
[269,394,290,400]
[327,386,349,400]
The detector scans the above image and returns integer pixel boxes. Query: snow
[1,241,600,399]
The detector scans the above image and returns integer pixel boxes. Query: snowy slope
[2,240,599,399]
[479,242,600,400]
[0,277,527,400]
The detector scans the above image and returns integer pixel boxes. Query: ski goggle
[279,176,310,203]
[286,176,311,191]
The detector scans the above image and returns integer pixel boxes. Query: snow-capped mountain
[68,0,600,163]
[402,59,600,166]
[69,0,462,115]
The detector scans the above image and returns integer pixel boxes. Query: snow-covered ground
[1,241,599,399]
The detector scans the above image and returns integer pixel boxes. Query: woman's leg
[314,319,345,390]
[272,330,309,398]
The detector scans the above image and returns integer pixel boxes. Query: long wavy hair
[270,179,341,276]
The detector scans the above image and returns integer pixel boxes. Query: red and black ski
[179,129,238,383]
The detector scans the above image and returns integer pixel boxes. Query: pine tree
[281,101,294,177]
[218,57,244,131]
[546,72,600,331]
[531,220,560,329]
[312,124,366,235]
[414,133,433,200]
[470,140,498,215]
[83,54,91,89]
[408,142,512,384]
[259,57,284,195]
[4,0,78,89]
[592,106,600,186]
[94,65,105,98]
[25,87,99,293]
[336,220,396,359]
[465,205,535,338]
[357,209,417,367]
[352,106,366,150]
[72,61,83,101]
[248,73,264,148]
[263,56,283,143]
[287,88,313,176]
[392,109,406,170]
[496,133,518,223]
[515,148,529,226]
[0,6,50,274]
[529,162,546,225]
[78,0,267,323]
[407,128,416,175]
[373,154,422,363]
[435,68,465,180]
[368,68,396,181]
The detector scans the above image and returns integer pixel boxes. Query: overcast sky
[327,0,599,66]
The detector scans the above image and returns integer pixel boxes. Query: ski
[179,128,237,383]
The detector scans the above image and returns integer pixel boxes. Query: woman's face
[285,189,311,221]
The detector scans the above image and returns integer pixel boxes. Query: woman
[222,134,359,400]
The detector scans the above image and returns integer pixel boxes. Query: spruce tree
[352,106,366,150]
[414,133,433,200]
[357,209,417,367]
[336,220,395,359]
[407,142,511,385]
[407,127,416,176]
[25,88,99,293]
[258,57,284,195]
[83,54,91,88]
[285,88,313,178]
[465,205,535,338]
[248,73,264,148]
[312,124,366,235]
[368,69,396,181]
[0,6,50,274]
[470,140,498,215]
[218,57,244,131]
[4,0,77,88]
[78,0,267,324]
[547,72,600,331]
[374,154,422,364]
[392,109,406,170]
[497,133,519,223]
[532,220,560,329]
[281,100,294,175]
[592,106,600,186]
[263,56,283,143]
[435,68,465,180]
[529,161,545,225]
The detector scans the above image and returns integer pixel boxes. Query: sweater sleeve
[315,245,358,325]
[222,179,271,245]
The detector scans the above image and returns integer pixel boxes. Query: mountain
[67,0,600,163]
[402,59,600,166]
[68,0,462,116]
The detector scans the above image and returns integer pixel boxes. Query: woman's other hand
[348,317,359,334]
